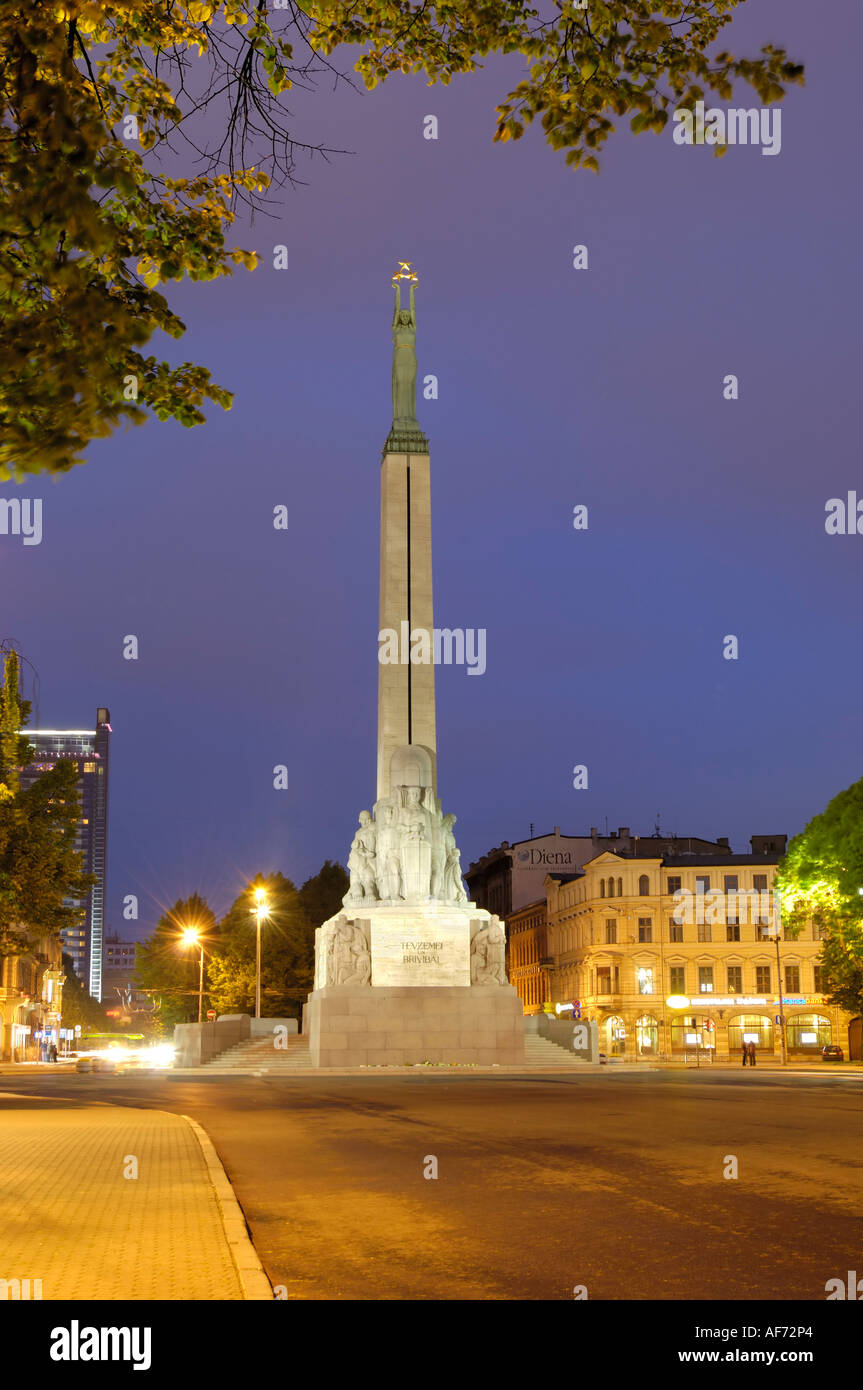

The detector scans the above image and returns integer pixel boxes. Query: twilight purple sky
[4,0,862,938]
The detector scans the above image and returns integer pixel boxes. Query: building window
[617,878,623,897]
[669,965,685,994]
[600,879,605,898]
[814,965,826,993]
[697,922,712,943]
[637,967,654,995]
[596,967,611,994]
[784,965,800,994]
[638,874,650,895]
[755,965,771,993]
[605,919,616,945]
[725,874,738,924]
[698,966,714,993]
[667,876,681,895]
[727,966,742,993]
[696,874,710,894]
[726,923,740,942]
[669,920,683,943]
[638,918,652,943]
[753,873,771,925]
[607,878,615,898]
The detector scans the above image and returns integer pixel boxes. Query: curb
[181,1113,272,1300]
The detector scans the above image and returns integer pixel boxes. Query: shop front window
[635,1014,659,1056]
[604,1015,626,1056]
[727,1014,774,1054]
[670,1015,713,1052]
[786,1013,832,1053]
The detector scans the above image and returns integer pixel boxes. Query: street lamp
[767,894,787,1066]
[181,927,205,1024]
[250,888,269,1020]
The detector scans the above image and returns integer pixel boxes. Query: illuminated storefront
[727,1014,774,1053]
[785,1012,832,1054]
[635,1014,659,1056]
[670,1014,715,1054]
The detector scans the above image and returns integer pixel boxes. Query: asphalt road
[2,1068,861,1300]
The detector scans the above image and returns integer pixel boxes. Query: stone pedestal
[307,983,524,1068]
[308,902,524,1067]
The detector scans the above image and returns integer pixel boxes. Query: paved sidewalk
[0,1105,271,1299]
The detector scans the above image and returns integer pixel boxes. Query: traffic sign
[774,1014,782,1026]
[74,1025,81,1036]
[206,1009,216,1021]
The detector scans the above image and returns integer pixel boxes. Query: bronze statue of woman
[391,275,418,426]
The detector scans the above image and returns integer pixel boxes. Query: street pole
[255,913,261,1020]
[772,893,787,1066]
[197,945,204,1024]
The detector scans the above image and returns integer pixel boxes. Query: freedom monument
[305,264,524,1067]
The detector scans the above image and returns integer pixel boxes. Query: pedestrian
[747,1040,756,1067]
[741,1042,748,1068]
[49,1043,57,1063]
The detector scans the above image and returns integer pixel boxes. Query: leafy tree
[60,951,119,1030]
[2,1,803,479]
[775,777,863,1017]
[0,651,94,954]
[134,892,218,1027]
[207,871,316,1018]
[298,858,348,927]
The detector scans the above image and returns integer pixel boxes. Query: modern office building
[19,708,111,1000]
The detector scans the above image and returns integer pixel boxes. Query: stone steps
[205,1036,312,1069]
[522,1034,589,1066]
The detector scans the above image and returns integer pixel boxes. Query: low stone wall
[306,984,525,1067]
[173,1013,250,1067]
[250,1017,297,1039]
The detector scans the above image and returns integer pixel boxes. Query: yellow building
[506,899,551,1014]
[545,844,858,1062]
[0,935,65,1062]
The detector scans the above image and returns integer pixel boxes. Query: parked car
[822,1044,844,1061]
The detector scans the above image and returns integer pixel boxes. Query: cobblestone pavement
[0,1105,266,1300]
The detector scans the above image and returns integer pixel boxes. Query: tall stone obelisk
[377,265,436,801]
[304,264,524,1068]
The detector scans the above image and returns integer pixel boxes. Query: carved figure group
[470,919,506,986]
[343,787,468,907]
[318,918,371,988]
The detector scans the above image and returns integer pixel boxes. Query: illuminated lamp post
[251,888,270,1020]
[180,928,205,1024]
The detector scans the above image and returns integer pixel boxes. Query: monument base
[306,983,525,1067]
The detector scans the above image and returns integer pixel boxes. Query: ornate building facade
[545,839,858,1061]
[505,899,550,1014]
[0,935,65,1061]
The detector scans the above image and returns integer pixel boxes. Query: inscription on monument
[371,918,470,986]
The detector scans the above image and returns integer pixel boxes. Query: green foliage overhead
[775,777,863,1016]
[1,1,802,479]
